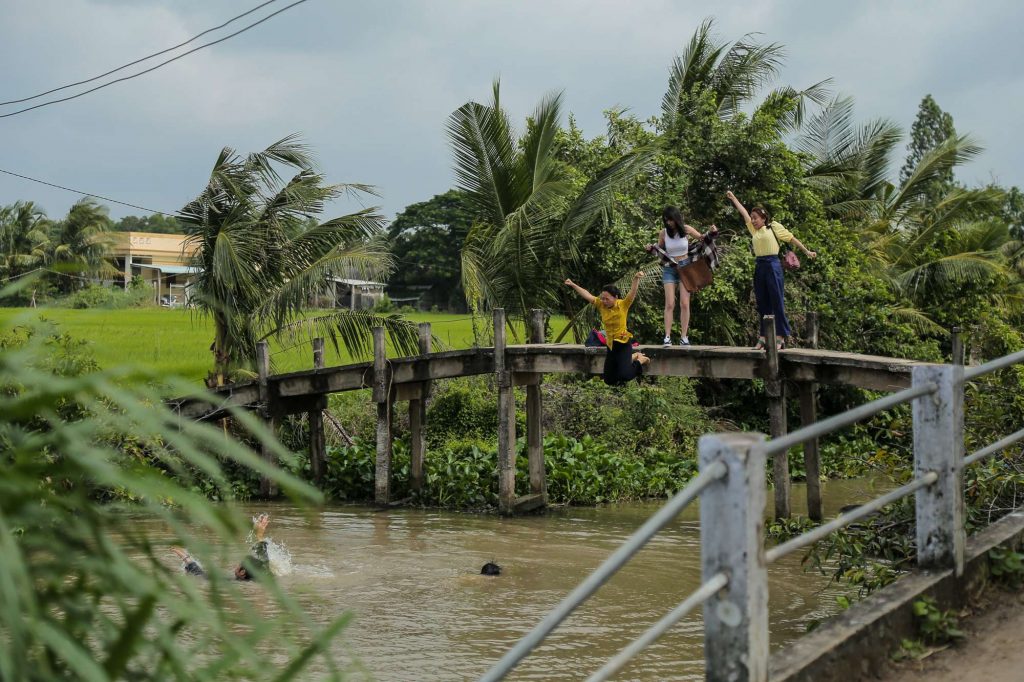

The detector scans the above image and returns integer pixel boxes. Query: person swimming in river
[480,562,501,576]
[171,512,272,581]
[565,271,650,385]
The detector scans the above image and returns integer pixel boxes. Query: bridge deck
[173,343,930,420]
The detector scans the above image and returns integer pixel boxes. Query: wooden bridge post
[373,327,393,505]
[526,309,547,503]
[799,312,822,521]
[912,363,965,575]
[764,317,790,519]
[257,341,278,498]
[700,432,768,682]
[409,322,431,492]
[309,337,327,484]
[951,326,964,366]
[494,309,516,514]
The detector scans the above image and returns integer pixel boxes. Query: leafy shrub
[321,434,699,508]
[60,283,153,309]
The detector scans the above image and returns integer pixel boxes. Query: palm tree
[796,99,1010,327]
[0,201,51,279]
[179,135,418,386]
[50,198,116,294]
[448,81,655,333]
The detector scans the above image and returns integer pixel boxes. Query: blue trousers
[754,256,791,338]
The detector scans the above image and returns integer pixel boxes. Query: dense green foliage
[386,190,478,311]
[0,305,347,680]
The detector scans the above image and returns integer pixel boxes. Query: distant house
[107,232,388,309]
[107,232,198,306]
[324,276,387,310]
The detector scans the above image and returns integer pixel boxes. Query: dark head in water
[480,562,501,576]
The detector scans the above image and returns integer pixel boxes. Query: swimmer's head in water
[234,564,253,581]
[480,562,501,576]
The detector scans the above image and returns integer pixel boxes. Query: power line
[0,0,280,107]
[0,167,172,215]
[0,0,310,119]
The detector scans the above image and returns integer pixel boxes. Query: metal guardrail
[480,344,1024,681]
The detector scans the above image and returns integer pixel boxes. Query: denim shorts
[662,264,680,284]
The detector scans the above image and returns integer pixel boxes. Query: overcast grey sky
[1,0,1020,222]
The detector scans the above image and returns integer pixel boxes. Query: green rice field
[0,307,565,383]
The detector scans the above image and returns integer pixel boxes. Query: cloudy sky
[1,0,1020,222]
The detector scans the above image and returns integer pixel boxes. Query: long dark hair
[661,206,685,238]
[601,284,622,299]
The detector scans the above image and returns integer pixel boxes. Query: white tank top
[664,230,689,259]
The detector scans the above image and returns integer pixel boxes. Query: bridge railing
[481,346,1024,681]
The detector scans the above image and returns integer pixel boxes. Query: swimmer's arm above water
[253,513,270,542]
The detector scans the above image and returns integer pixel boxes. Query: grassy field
[0,307,565,383]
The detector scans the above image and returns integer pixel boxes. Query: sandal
[753,337,766,350]
[776,338,785,351]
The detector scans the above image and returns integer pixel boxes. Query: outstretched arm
[788,236,817,259]
[625,271,644,303]
[725,190,751,224]
[683,224,705,240]
[564,279,596,304]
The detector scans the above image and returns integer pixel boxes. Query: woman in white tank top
[659,206,707,346]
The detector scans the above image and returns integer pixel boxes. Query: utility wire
[0,0,310,118]
[0,167,172,215]
[0,0,280,106]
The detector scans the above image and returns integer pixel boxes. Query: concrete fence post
[912,364,965,575]
[409,322,432,492]
[373,327,392,505]
[494,309,516,514]
[764,316,790,519]
[700,432,769,682]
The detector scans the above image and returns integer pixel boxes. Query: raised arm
[725,190,751,224]
[253,513,270,542]
[625,271,644,303]
[564,278,596,304]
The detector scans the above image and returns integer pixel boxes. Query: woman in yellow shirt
[565,271,650,385]
[726,190,817,350]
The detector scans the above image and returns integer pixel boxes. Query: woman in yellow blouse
[726,190,817,350]
[565,271,650,384]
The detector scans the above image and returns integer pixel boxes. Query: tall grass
[0,284,350,680]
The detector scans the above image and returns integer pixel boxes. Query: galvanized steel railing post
[912,364,965,575]
[700,432,769,682]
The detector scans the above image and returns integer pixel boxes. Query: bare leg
[663,283,676,339]
[678,283,691,340]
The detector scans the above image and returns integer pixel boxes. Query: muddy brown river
[157,477,884,680]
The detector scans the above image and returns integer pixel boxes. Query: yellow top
[746,219,794,257]
[592,295,634,348]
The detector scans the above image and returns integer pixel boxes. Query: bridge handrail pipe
[584,571,729,682]
[764,471,938,564]
[761,381,938,457]
[963,426,1024,468]
[477,459,727,682]
[962,347,1024,381]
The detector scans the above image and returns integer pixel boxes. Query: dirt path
[883,588,1024,682]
